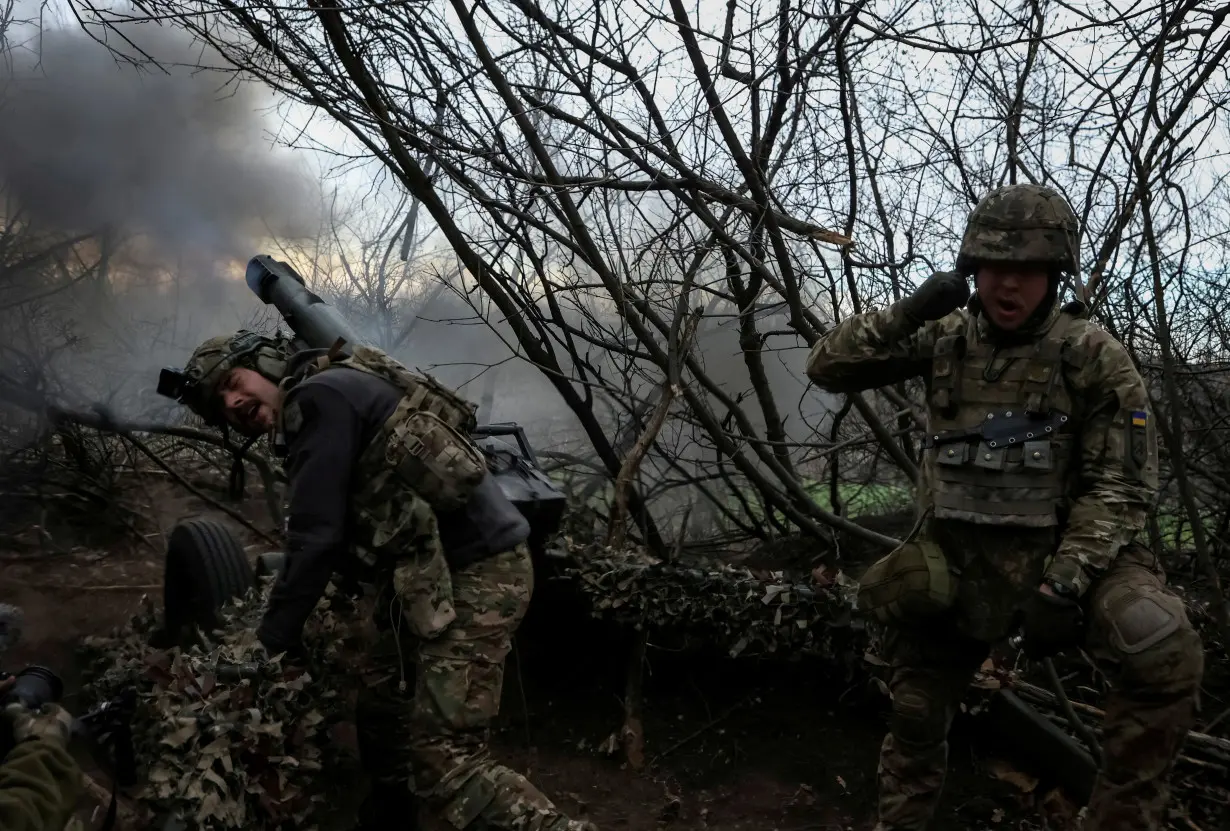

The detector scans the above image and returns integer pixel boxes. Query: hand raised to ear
[899,271,971,324]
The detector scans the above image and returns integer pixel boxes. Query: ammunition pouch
[856,539,959,624]
[386,408,487,514]
[923,310,1082,527]
[392,552,457,641]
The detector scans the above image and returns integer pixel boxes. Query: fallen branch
[0,380,285,524]
[1012,679,1230,757]
[10,582,160,592]
[1043,658,1102,765]
[119,433,279,545]
[1202,704,1230,734]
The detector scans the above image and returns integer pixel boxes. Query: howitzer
[243,255,567,556]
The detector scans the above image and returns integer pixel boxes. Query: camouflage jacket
[806,296,1158,599]
[259,350,528,652]
[0,737,83,831]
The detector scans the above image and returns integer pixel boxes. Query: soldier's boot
[1083,600,1204,828]
[425,753,597,831]
[875,730,949,831]
[875,642,985,831]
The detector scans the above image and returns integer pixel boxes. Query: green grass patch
[1154,509,1215,550]
[801,480,913,517]
[552,458,1207,551]
[548,463,916,526]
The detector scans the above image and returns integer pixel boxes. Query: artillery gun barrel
[244,254,366,350]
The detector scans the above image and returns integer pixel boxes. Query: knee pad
[1102,582,1181,655]
[1101,583,1204,691]
[891,687,945,747]
[1129,623,1205,694]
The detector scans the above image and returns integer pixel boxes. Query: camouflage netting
[563,544,865,662]
[76,579,364,830]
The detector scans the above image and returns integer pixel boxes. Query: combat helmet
[157,329,292,426]
[955,184,1079,275]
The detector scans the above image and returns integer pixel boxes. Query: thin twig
[1043,657,1103,764]
[120,434,279,545]
[8,582,160,592]
[649,694,754,766]
[1201,704,1230,734]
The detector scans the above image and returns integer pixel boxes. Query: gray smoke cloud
[0,22,326,422]
[0,24,318,257]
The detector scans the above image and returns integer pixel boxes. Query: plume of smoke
[0,24,318,259]
[0,23,326,424]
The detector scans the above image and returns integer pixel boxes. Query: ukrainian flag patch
[1131,410,1148,427]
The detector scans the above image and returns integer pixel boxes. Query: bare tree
[46,2,1228,605]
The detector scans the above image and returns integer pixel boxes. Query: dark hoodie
[257,351,530,653]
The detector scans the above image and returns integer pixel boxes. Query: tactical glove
[3,701,74,747]
[898,271,970,324]
[1019,588,1084,660]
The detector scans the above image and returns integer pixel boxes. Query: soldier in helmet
[806,184,1204,830]
[161,330,596,831]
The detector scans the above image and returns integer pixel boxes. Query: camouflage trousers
[354,544,595,831]
[875,543,1204,831]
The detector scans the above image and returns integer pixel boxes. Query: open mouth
[243,401,261,426]
[995,297,1024,318]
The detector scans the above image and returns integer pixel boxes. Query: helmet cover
[956,184,1079,274]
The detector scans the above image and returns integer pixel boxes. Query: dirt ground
[0,535,1113,831]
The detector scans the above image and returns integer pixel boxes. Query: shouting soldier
[161,331,595,831]
[805,184,1204,830]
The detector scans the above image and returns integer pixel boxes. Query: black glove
[898,271,970,324]
[1019,587,1084,659]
